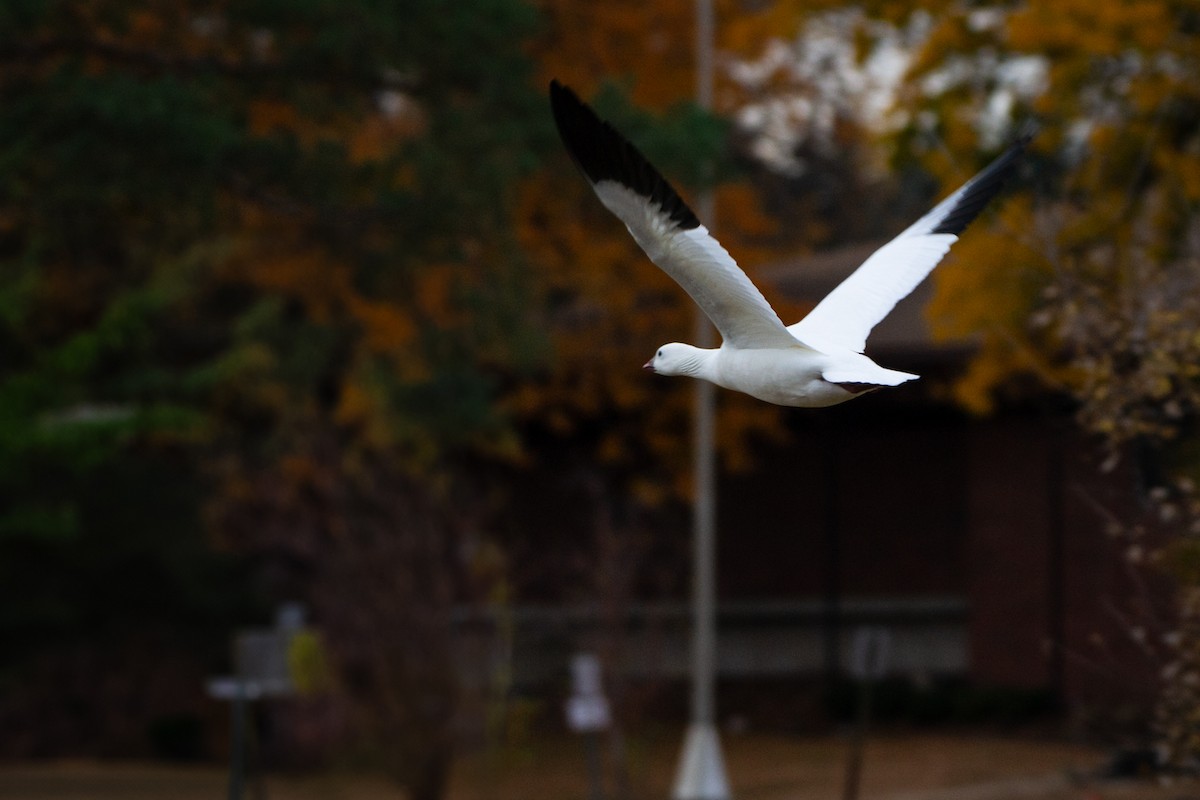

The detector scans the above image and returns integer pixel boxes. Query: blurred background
[2,1,1200,798]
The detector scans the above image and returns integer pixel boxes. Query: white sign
[849,627,892,681]
[566,695,611,732]
[565,653,611,732]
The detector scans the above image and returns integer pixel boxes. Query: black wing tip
[548,79,575,118]
[548,79,702,231]
[929,126,1035,236]
[1012,119,1039,146]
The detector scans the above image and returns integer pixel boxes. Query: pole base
[671,722,731,800]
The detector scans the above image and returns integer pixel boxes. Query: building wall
[718,400,970,603]
[1059,440,1165,716]
[496,389,1163,716]
[965,418,1057,688]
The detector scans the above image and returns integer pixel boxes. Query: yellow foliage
[346,296,416,355]
[899,0,1200,412]
[287,630,333,695]
[126,9,165,40]
[246,250,354,324]
[531,0,833,112]
[349,109,425,165]
[280,453,320,484]
[716,183,778,242]
[925,196,1044,340]
[334,381,373,428]
[248,99,300,137]
[413,265,459,324]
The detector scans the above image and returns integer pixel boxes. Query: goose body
[652,343,910,407]
[549,80,1030,408]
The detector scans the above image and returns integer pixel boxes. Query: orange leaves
[245,249,349,324]
[412,264,463,327]
[347,295,417,356]
[1009,0,1171,55]
[924,193,1061,414]
[247,98,300,137]
[530,0,696,108]
[1007,3,1097,55]
[1162,149,1200,202]
[516,173,681,342]
[248,96,422,167]
[336,379,384,441]
[333,375,394,448]
[125,9,166,41]
[531,0,831,112]
[348,115,397,165]
[350,97,427,165]
[510,163,699,481]
[719,0,836,65]
[925,196,1032,338]
[908,14,973,78]
[716,183,777,241]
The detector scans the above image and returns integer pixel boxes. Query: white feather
[594,182,802,350]
[788,233,958,354]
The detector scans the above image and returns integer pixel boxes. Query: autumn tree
[860,0,1200,762]
[0,0,546,792]
[0,0,841,775]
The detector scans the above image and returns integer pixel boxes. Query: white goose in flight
[549,80,1031,408]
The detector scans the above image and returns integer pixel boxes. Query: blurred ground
[0,732,1191,800]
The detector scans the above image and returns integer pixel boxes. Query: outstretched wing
[788,132,1033,354]
[550,80,801,351]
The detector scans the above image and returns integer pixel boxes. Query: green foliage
[0,0,548,472]
[588,81,733,189]
[0,451,258,651]
[0,0,548,768]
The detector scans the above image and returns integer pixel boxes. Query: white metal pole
[671,0,731,797]
[692,30,717,739]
